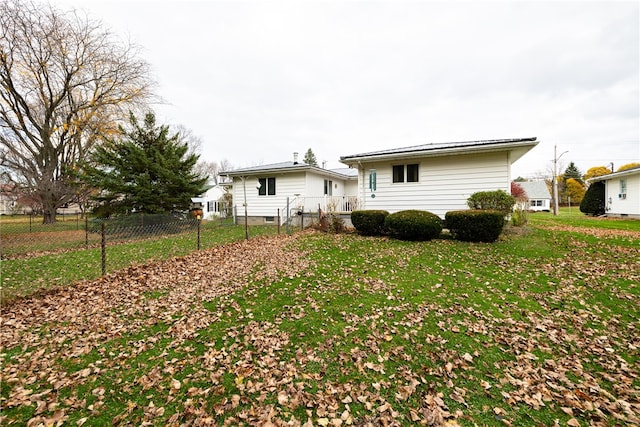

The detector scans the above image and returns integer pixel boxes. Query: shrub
[580,181,605,216]
[384,210,442,241]
[445,210,505,242]
[467,190,515,215]
[510,207,529,227]
[351,210,389,236]
[318,212,345,234]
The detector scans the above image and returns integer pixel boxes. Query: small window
[258,177,276,196]
[267,177,276,195]
[207,201,214,212]
[620,179,627,195]
[392,165,404,183]
[324,179,333,196]
[393,164,419,183]
[264,216,275,223]
[406,164,419,182]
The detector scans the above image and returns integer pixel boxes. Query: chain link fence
[1,213,279,302]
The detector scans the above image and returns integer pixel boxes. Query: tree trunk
[42,209,56,224]
[40,186,59,224]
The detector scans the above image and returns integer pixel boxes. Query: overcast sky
[52,0,639,178]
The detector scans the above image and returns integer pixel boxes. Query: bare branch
[0,0,156,222]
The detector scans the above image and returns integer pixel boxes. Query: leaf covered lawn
[1,224,639,426]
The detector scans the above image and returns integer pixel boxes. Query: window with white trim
[324,179,333,196]
[392,164,419,183]
[258,177,276,196]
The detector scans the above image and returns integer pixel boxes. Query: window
[393,164,419,183]
[407,164,419,182]
[324,179,333,196]
[207,201,214,212]
[392,165,404,183]
[258,177,276,196]
[530,200,543,207]
[620,179,627,194]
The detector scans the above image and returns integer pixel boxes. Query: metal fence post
[101,222,106,276]
[197,217,201,250]
[286,197,290,235]
[85,217,89,246]
[277,208,280,235]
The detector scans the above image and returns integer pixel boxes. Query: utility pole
[553,145,569,216]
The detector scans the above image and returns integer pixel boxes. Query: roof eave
[221,165,355,180]
[339,140,539,166]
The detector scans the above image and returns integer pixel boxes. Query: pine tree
[303,148,318,166]
[563,162,583,184]
[82,112,207,216]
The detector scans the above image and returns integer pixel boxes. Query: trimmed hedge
[445,210,505,242]
[384,210,442,241]
[351,210,389,236]
[467,190,515,215]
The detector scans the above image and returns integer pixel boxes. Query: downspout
[357,161,364,209]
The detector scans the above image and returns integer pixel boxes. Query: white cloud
[52,0,639,177]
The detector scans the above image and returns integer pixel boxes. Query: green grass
[0,221,279,302]
[1,214,638,426]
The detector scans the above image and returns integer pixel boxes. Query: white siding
[359,152,510,217]
[344,179,358,196]
[233,173,306,217]
[605,174,640,216]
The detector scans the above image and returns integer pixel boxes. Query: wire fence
[0,213,280,302]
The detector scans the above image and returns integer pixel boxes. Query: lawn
[1,212,638,426]
[0,220,278,302]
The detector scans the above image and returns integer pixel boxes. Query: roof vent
[293,152,299,164]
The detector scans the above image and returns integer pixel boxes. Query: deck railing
[280,195,361,227]
[292,195,361,214]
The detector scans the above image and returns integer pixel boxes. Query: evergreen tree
[580,181,605,216]
[303,148,318,166]
[563,162,583,184]
[82,112,207,216]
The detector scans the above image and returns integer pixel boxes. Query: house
[588,167,640,218]
[220,154,358,225]
[190,182,230,220]
[0,184,35,215]
[517,181,551,212]
[339,137,539,218]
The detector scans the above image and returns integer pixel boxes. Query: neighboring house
[517,181,551,212]
[339,137,539,218]
[190,182,229,220]
[221,154,358,225]
[589,167,640,218]
[0,184,35,215]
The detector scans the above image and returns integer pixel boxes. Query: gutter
[340,139,538,166]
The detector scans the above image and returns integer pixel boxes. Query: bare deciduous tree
[0,0,154,223]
